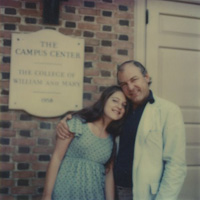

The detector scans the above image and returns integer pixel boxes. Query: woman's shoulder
[67,116,86,137]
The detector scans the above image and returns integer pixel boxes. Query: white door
[145,0,200,199]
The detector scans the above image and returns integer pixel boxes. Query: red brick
[83,100,93,108]
[93,93,102,101]
[93,77,116,85]
[23,0,41,2]
[32,179,45,187]
[83,84,98,92]
[0,163,15,170]
[61,13,81,21]
[13,121,38,130]
[0,31,12,38]
[113,40,133,49]
[0,130,16,137]
[0,179,15,187]
[0,15,21,23]
[96,2,118,10]
[114,12,134,20]
[78,8,101,16]
[112,54,132,64]
[51,124,60,132]
[84,68,100,76]
[128,34,134,41]
[0,46,11,54]
[96,46,116,55]
[96,16,117,25]
[96,62,116,70]
[96,32,117,40]
[0,63,10,72]
[0,113,17,121]
[0,96,9,104]
[32,195,42,200]
[85,38,100,46]
[13,154,37,162]
[13,171,35,178]
[59,28,82,36]
[85,54,99,61]
[11,186,36,194]
[113,70,118,78]
[18,25,42,32]
[0,146,15,154]
[114,26,134,34]
[62,0,82,7]
[32,163,48,171]
[19,9,42,17]
[0,0,21,8]
[0,196,15,200]
[130,20,134,27]
[33,146,53,154]
[0,80,10,89]
[115,0,134,7]
[128,49,134,57]
[37,18,44,25]
[78,23,100,31]
[32,130,55,138]
[11,138,36,146]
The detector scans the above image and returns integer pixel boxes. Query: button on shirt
[114,90,155,187]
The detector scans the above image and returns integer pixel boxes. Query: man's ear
[144,73,150,84]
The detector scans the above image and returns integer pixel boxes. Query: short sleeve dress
[52,117,114,200]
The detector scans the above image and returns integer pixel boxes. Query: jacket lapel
[133,101,160,172]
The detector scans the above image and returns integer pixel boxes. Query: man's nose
[127,82,134,90]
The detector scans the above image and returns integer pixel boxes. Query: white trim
[133,0,147,65]
[167,0,200,4]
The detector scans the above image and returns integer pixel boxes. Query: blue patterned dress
[52,117,114,200]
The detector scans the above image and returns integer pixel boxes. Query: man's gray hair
[117,60,152,86]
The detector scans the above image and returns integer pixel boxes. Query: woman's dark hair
[66,85,130,137]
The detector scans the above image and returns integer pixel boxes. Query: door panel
[186,124,200,145]
[158,48,200,123]
[146,0,200,199]
[181,167,200,200]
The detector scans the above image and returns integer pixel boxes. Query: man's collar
[129,90,155,111]
[148,90,155,104]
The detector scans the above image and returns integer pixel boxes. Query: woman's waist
[64,155,105,167]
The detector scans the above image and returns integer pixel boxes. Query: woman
[42,85,129,200]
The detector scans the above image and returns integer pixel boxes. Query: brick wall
[0,0,134,199]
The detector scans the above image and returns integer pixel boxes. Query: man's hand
[56,115,73,139]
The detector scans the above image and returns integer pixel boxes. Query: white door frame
[133,0,146,65]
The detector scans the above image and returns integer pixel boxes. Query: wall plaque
[9,30,84,117]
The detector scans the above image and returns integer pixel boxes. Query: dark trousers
[115,186,133,200]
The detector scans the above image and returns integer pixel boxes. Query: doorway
[134,0,200,199]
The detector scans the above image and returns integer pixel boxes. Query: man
[56,60,187,200]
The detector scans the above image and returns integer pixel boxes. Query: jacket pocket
[146,130,162,146]
[150,182,159,195]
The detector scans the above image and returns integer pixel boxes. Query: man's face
[117,64,150,108]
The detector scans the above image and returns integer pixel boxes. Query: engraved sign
[9,30,84,117]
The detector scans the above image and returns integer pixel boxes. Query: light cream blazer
[116,96,187,200]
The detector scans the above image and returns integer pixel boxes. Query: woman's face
[103,91,127,122]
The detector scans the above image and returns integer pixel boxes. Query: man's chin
[131,97,142,105]
[130,95,138,102]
